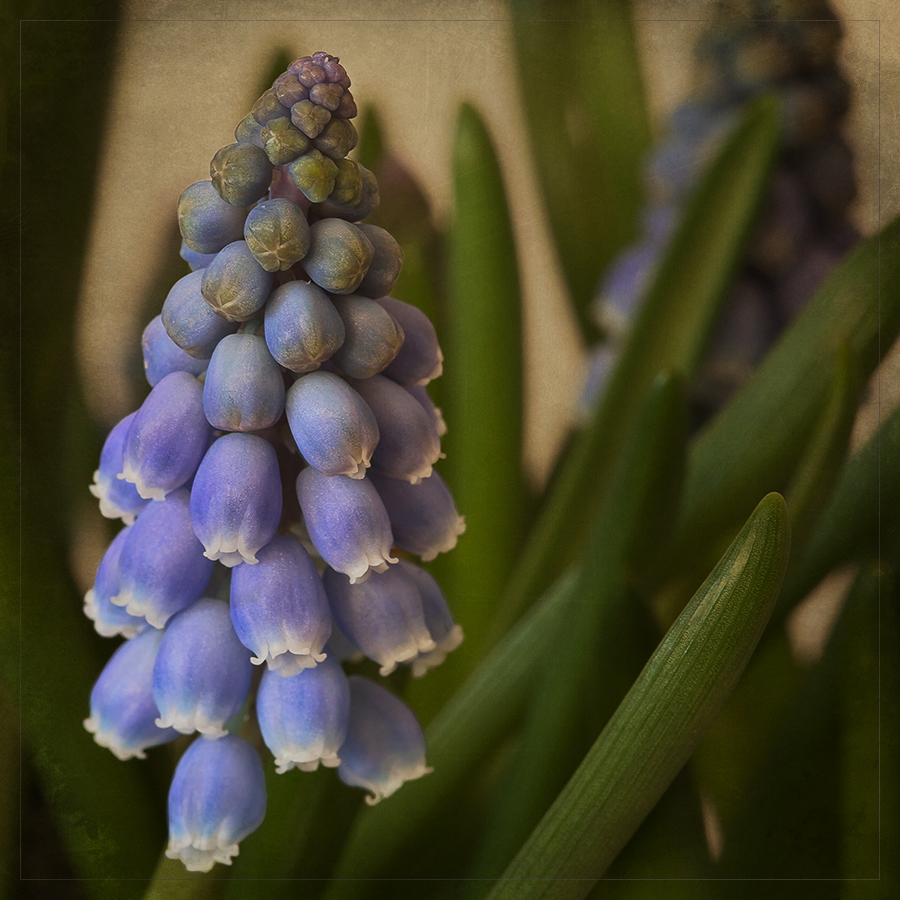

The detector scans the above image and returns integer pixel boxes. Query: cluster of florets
[83,52,464,873]
[583,0,858,420]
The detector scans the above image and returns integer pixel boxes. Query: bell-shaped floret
[259,117,310,166]
[406,384,448,437]
[287,148,337,202]
[89,412,149,524]
[255,654,350,773]
[142,315,209,387]
[313,118,358,160]
[190,434,283,567]
[337,676,431,804]
[243,198,310,272]
[264,281,345,373]
[355,225,402,299]
[210,142,273,207]
[162,269,239,359]
[177,181,247,254]
[285,371,378,478]
[84,627,179,760]
[295,467,396,583]
[201,241,274,323]
[166,734,266,872]
[322,565,434,676]
[369,469,465,562]
[120,371,212,502]
[180,242,218,271]
[202,333,285,432]
[312,162,379,222]
[303,219,374,295]
[230,535,331,675]
[373,297,443,386]
[348,375,442,484]
[112,489,214,628]
[83,526,148,638]
[398,561,463,677]
[153,598,253,737]
[330,295,405,379]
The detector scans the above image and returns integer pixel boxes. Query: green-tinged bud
[211,142,273,206]
[328,159,363,207]
[274,71,309,107]
[260,116,311,165]
[235,113,265,149]
[244,198,311,272]
[251,88,290,125]
[313,162,379,222]
[314,118,358,161]
[287,149,338,203]
[310,82,343,111]
[331,294,405,379]
[355,224,402,299]
[291,98,331,139]
[303,218,374,294]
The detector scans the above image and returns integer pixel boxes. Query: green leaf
[783,343,861,552]
[486,493,791,900]
[472,373,686,878]
[778,398,900,619]
[510,0,652,337]
[671,215,900,587]
[491,95,780,637]
[324,570,580,896]
[410,101,529,713]
[141,855,227,900]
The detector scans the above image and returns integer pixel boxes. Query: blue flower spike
[230,534,332,676]
[119,371,212,501]
[285,370,379,478]
[202,332,285,432]
[111,488,214,628]
[84,627,179,760]
[153,598,254,737]
[256,654,351,773]
[338,676,432,805]
[177,180,248,254]
[161,269,240,359]
[330,294,405,379]
[83,526,148,639]
[369,469,466,562]
[322,564,436,676]
[166,734,267,872]
[295,466,397,583]
[88,412,149,524]
[190,433,283,567]
[372,296,443,386]
[348,374,442,484]
[200,240,274,323]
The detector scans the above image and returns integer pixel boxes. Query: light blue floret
[83,526,148,639]
[89,412,149,524]
[166,734,266,872]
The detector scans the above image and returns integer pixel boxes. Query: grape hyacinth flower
[84,50,463,871]
[166,735,266,872]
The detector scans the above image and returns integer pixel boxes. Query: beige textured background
[75,0,899,485]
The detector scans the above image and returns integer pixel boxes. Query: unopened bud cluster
[584,0,858,421]
[84,52,464,873]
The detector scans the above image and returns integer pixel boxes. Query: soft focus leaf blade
[510,0,651,336]
[473,373,686,877]
[486,493,791,900]
[493,95,780,634]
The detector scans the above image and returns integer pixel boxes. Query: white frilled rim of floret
[88,471,140,524]
[110,587,169,630]
[165,834,241,873]
[83,714,148,761]
[341,756,434,806]
[254,634,328,677]
[419,514,467,563]
[155,708,229,739]
[376,631,437,678]
[83,588,146,639]
[344,549,398,585]
[117,462,169,502]
[201,531,261,568]
[410,624,464,679]
[273,745,342,775]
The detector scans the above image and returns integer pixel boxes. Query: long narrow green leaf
[777,399,900,620]
[324,570,579,896]
[412,102,528,712]
[142,856,226,900]
[510,0,651,335]
[784,344,860,551]
[491,95,780,637]
[486,493,790,900]
[473,373,686,878]
[671,215,900,583]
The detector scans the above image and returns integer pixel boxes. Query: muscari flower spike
[85,49,464,870]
